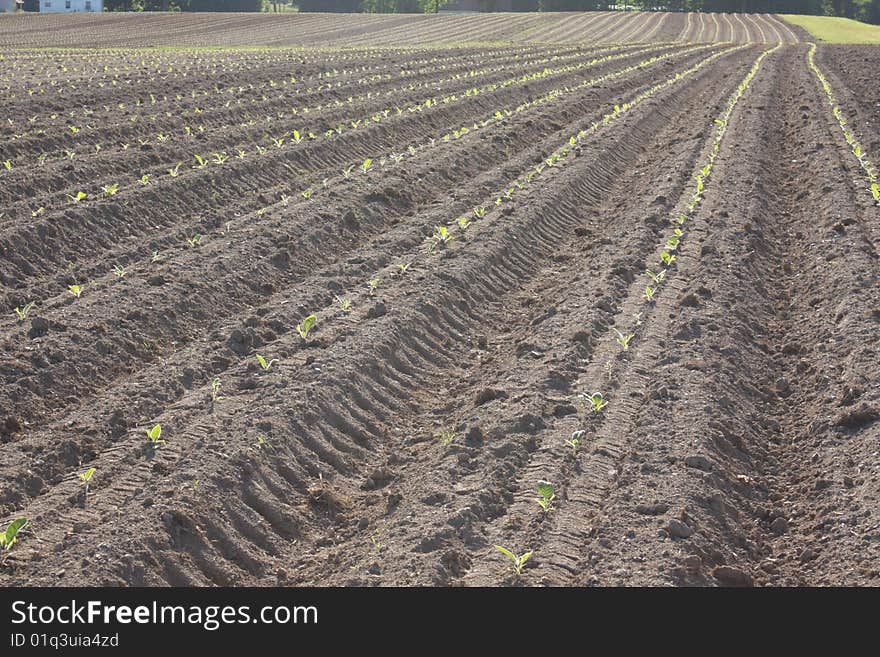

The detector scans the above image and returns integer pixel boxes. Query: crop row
[493,44,779,575]
[2,43,702,315]
[0,44,676,213]
[2,44,589,139]
[806,44,880,206]
[0,43,634,166]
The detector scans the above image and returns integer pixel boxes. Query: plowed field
[0,13,878,587]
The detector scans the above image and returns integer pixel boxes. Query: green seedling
[0,518,28,552]
[536,481,556,512]
[430,226,454,252]
[2,160,11,171]
[342,165,355,178]
[151,250,161,263]
[139,174,150,185]
[68,284,83,298]
[660,251,676,266]
[193,154,207,168]
[473,206,486,219]
[102,183,119,197]
[494,545,532,576]
[646,269,666,285]
[66,191,87,205]
[78,467,96,497]
[613,328,634,351]
[367,278,380,296]
[643,286,656,302]
[301,189,313,199]
[14,302,35,322]
[396,261,412,275]
[146,424,164,446]
[587,392,608,413]
[31,206,45,217]
[113,265,126,278]
[436,429,456,446]
[211,377,222,403]
[168,163,181,178]
[256,354,278,371]
[457,216,472,232]
[335,296,352,313]
[361,158,373,174]
[297,314,317,340]
[186,234,201,248]
[565,430,585,456]
[871,182,879,205]
[255,436,272,450]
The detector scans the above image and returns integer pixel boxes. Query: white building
[39,0,103,12]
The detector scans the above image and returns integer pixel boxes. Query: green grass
[781,14,880,44]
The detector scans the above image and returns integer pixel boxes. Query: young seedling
[2,160,11,171]
[68,284,84,298]
[565,430,585,456]
[871,182,880,206]
[66,191,87,205]
[646,269,666,285]
[342,164,355,178]
[78,467,96,497]
[255,435,272,450]
[494,545,532,577]
[396,261,412,275]
[256,354,278,371]
[146,424,165,447]
[168,163,181,178]
[473,206,486,219]
[457,216,472,232]
[297,314,317,340]
[0,518,28,552]
[14,302,35,322]
[361,158,373,174]
[643,286,656,303]
[139,174,150,185]
[113,265,126,278]
[335,296,352,313]
[587,392,608,413]
[211,377,222,403]
[186,234,201,248]
[435,428,456,446]
[151,250,161,263]
[367,278,380,296]
[613,328,634,351]
[430,225,454,252]
[536,481,556,513]
[102,183,119,197]
[660,251,676,267]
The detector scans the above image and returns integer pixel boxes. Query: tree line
[100,0,880,26]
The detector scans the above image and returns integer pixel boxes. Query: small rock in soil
[636,502,669,515]
[684,454,712,471]
[366,302,387,319]
[684,555,702,570]
[712,565,754,587]
[28,316,49,338]
[770,517,789,535]
[474,388,507,406]
[666,519,694,539]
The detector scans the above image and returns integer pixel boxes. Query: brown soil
[0,12,802,48]
[0,33,877,587]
